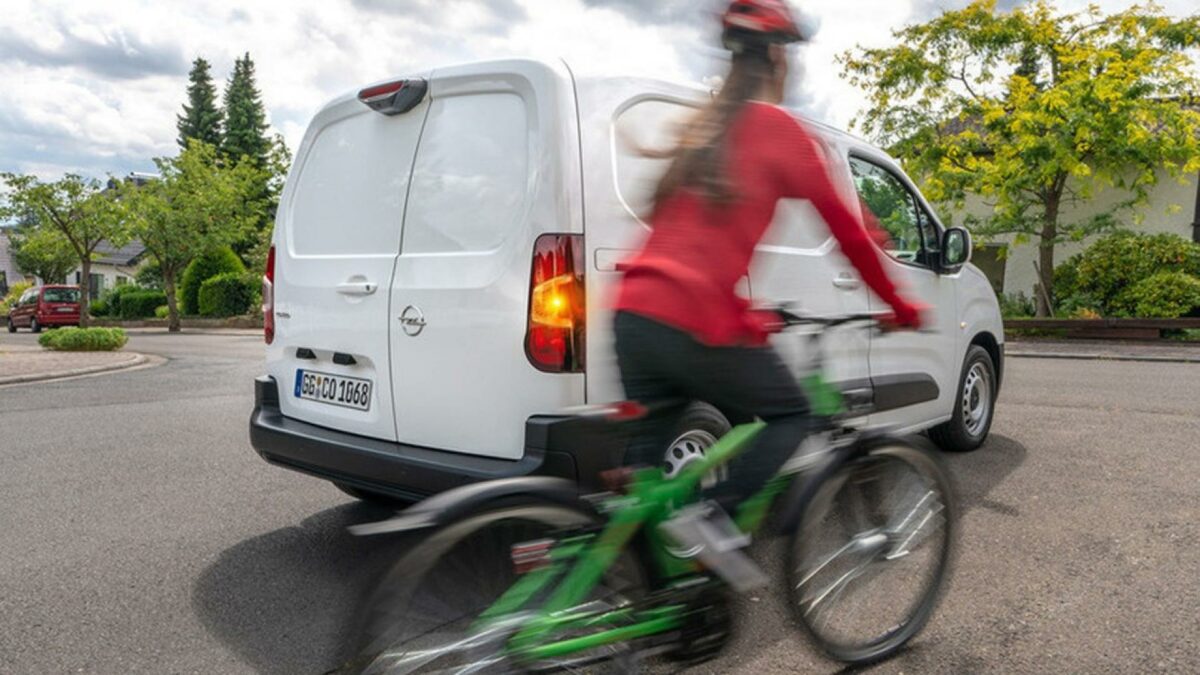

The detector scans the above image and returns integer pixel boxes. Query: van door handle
[337,281,378,296]
[832,274,862,290]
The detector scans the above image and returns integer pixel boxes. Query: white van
[249,58,1004,503]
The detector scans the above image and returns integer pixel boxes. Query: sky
[2,0,1197,181]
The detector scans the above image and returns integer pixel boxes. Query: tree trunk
[1035,191,1061,317]
[79,256,91,328]
[164,268,181,333]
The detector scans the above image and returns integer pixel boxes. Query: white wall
[954,170,1198,298]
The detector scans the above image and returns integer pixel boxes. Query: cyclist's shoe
[659,502,768,593]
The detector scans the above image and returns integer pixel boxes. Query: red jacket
[615,102,914,346]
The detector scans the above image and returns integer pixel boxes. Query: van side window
[849,157,938,267]
[403,93,528,255]
[613,99,698,220]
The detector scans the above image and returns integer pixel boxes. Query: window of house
[849,156,940,267]
[116,276,128,286]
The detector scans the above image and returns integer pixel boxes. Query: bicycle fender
[774,432,907,534]
[350,476,592,537]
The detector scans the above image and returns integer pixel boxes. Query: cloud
[0,19,187,80]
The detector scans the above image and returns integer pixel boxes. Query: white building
[70,241,148,301]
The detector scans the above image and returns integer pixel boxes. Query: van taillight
[357,79,428,116]
[263,244,275,345]
[525,234,584,373]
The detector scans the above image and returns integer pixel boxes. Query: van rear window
[42,288,79,303]
[613,98,699,221]
[402,93,529,255]
[288,109,425,256]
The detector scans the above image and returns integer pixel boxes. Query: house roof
[92,240,146,266]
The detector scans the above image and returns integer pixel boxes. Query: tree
[841,1,1200,315]
[222,53,270,167]
[119,140,265,332]
[9,225,77,284]
[177,57,224,150]
[0,174,128,327]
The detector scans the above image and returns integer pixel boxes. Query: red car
[6,285,82,333]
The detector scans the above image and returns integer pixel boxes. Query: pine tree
[222,53,270,167]
[176,57,224,150]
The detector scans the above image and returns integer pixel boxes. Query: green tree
[0,174,129,327]
[222,53,270,167]
[841,1,1200,315]
[9,225,77,284]
[119,140,266,332]
[177,57,224,150]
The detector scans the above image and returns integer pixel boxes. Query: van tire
[6,318,14,333]
[30,318,40,333]
[662,403,732,486]
[333,481,411,508]
[930,346,995,453]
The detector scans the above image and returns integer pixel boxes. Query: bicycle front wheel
[784,438,956,665]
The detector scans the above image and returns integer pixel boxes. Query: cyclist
[614,0,925,550]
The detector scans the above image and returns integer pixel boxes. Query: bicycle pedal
[659,503,767,593]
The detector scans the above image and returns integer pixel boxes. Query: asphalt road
[1,330,1197,674]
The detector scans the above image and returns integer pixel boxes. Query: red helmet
[721,0,805,51]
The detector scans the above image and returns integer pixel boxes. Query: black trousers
[613,311,809,508]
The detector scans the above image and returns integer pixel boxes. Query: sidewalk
[0,344,147,385]
[1007,338,1200,363]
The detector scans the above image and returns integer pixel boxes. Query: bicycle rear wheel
[346,503,646,674]
[784,438,955,665]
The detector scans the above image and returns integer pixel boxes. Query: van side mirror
[941,227,971,272]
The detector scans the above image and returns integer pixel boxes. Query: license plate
[294,370,372,411]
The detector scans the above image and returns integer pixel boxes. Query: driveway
[0,331,1196,673]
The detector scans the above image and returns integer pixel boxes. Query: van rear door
[388,60,584,460]
[268,83,429,442]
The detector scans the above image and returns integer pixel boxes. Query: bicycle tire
[345,503,647,674]
[783,436,956,665]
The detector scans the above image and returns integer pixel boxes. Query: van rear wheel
[30,318,41,333]
[6,318,14,333]
[662,403,732,488]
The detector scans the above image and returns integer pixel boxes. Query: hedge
[1114,272,1200,319]
[39,327,128,351]
[92,284,146,317]
[116,290,168,319]
[198,272,258,317]
[1055,232,1200,316]
[181,247,245,315]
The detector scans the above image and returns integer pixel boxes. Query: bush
[154,304,170,319]
[116,290,168,319]
[2,281,33,317]
[39,327,127,351]
[95,284,146,318]
[181,247,245,316]
[1055,232,1200,316]
[1113,272,1200,318]
[998,291,1035,319]
[198,272,257,317]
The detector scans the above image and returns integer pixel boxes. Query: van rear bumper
[249,376,625,501]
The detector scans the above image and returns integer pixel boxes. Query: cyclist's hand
[881,300,927,331]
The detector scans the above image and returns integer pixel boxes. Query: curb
[0,352,148,386]
[1007,351,1200,364]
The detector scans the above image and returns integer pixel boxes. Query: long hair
[652,49,777,210]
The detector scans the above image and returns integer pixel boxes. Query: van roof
[325,57,873,149]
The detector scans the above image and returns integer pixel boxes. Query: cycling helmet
[721,0,807,52]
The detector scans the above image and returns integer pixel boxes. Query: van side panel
[576,77,708,406]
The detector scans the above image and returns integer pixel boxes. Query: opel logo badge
[399,305,426,337]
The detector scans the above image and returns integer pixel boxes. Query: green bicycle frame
[476,372,849,664]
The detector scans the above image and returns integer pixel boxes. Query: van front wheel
[929,345,995,453]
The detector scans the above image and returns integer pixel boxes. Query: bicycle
[344,310,956,674]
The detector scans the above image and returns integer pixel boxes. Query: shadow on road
[191,501,413,675]
[939,433,1028,518]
